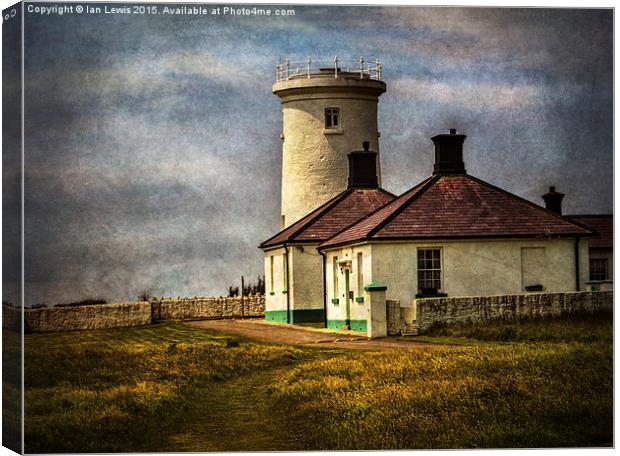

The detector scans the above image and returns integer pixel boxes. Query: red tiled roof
[260,188,396,249]
[567,215,613,249]
[320,174,595,249]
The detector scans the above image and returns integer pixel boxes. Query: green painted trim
[282,289,288,294]
[327,319,368,333]
[265,309,325,324]
[364,281,387,291]
[265,310,288,323]
[290,309,325,323]
[269,291,275,296]
[331,298,339,304]
[355,296,364,303]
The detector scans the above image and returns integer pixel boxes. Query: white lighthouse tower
[273,57,386,228]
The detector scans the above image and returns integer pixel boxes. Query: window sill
[415,292,448,299]
[524,285,544,292]
[323,128,343,135]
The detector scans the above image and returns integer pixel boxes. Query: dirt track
[184,318,441,350]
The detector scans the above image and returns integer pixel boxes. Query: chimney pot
[348,142,378,189]
[449,128,456,134]
[542,186,565,215]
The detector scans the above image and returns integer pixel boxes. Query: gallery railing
[275,57,382,82]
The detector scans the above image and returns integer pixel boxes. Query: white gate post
[364,281,388,338]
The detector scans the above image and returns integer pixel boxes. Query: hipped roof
[319,174,595,250]
[260,188,396,249]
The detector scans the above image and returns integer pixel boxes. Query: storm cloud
[14,5,612,305]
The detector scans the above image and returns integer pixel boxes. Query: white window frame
[269,256,274,293]
[356,252,364,296]
[416,248,443,294]
[325,107,340,129]
[590,258,609,281]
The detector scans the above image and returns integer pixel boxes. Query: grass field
[24,314,613,452]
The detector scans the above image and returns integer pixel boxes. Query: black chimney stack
[542,186,565,215]
[431,129,467,175]
[348,141,379,189]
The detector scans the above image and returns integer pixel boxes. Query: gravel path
[184,318,442,350]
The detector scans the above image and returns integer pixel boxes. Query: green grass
[3,328,22,452]
[418,311,613,344]
[25,316,613,452]
[25,323,315,452]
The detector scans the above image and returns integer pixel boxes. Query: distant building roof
[260,188,396,249]
[566,214,613,249]
[320,174,595,249]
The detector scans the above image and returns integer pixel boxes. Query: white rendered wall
[289,245,324,311]
[264,247,287,313]
[274,78,385,228]
[370,239,588,304]
[324,238,590,324]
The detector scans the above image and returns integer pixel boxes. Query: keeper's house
[259,57,603,335]
[317,130,596,331]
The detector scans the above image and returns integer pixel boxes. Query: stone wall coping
[151,294,264,301]
[17,295,266,333]
[24,301,149,312]
[414,290,611,305]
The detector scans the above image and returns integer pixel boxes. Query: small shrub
[226,275,266,297]
[29,303,47,309]
[55,298,107,307]
[138,290,153,302]
[227,286,239,297]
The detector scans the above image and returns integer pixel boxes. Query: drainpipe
[320,251,328,328]
[284,244,291,323]
[574,237,580,291]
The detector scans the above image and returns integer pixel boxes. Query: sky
[7,4,613,305]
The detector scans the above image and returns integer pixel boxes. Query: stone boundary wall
[24,302,151,333]
[415,291,613,333]
[151,295,264,322]
[4,295,266,333]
